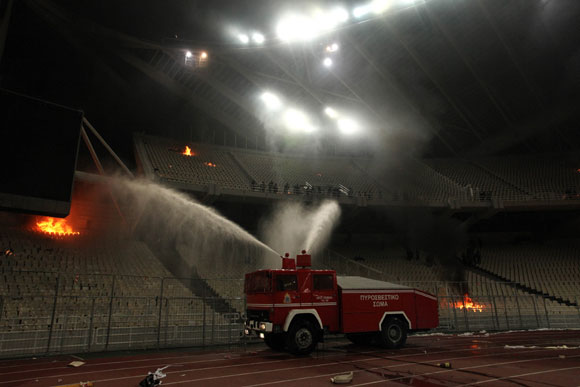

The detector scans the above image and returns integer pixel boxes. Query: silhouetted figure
[273,183,278,193]
[260,181,266,192]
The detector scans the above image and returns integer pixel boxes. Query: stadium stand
[0,228,223,332]
[474,241,580,305]
[136,135,580,204]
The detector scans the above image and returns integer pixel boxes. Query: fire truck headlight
[259,332,265,339]
[259,323,267,330]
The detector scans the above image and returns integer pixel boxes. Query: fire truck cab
[244,252,439,355]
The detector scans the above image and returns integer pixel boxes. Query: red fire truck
[244,251,439,355]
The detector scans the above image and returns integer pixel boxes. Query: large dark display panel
[0,89,82,217]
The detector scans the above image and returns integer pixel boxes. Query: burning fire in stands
[35,217,80,236]
[182,146,193,156]
[455,293,485,312]
[204,162,217,167]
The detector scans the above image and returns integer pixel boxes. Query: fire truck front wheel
[264,333,286,351]
[380,317,407,349]
[286,320,317,355]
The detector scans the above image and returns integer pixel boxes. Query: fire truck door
[274,273,300,306]
[311,273,339,331]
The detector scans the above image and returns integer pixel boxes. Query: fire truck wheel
[264,333,286,351]
[346,333,375,346]
[380,317,407,349]
[287,320,317,355]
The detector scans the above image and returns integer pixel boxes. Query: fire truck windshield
[245,272,272,294]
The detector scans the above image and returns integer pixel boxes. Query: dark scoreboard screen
[0,89,82,217]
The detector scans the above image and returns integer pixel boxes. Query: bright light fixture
[238,34,250,44]
[185,51,193,58]
[326,42,339,52]
[200,51,208,59]
[353,4,371,18]
[276,14,319,42]
[260,92,282,110]
[338,118,360,135]
[371,0,392,14]
[323,57,333,67]
[252,32,265,44]
[284,108,316,133]
[331,7,349,23]
[324,107,338,119]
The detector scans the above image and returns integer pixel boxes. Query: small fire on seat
[204,162,217,167]
[454,293,485,312]
[182,146,193,156]
[35,217,80,236]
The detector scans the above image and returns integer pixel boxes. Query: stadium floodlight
[200,51,208,59]
[252,32,265,44]
[331,7,349,23]
[323,57,333,67]
[324,107,338,119]
[284,108,316,133]
[353,4,371,18]
[371,0,392,14]
[276,14,318,42]
[238,34,250,44]
[260,92,282,110]
[185,51,193,58]
[337,117,360,135]
[326,42,339,52]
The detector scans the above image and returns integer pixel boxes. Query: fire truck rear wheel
[287,320,317,355]
[380,317,407,349]
[264,333,286,351]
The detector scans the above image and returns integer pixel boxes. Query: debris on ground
[331,371,353,384]
[139,366,169,387]
[68,361,85,367]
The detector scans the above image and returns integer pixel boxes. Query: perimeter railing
[0,271,578,358]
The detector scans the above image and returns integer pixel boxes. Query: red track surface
[0,330,579,386]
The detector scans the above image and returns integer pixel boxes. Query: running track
[0,330,579,386]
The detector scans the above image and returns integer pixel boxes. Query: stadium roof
[2,0,579,161]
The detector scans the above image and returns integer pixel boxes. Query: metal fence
[1,272,579,358]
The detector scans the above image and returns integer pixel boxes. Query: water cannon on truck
[244,250,439,355]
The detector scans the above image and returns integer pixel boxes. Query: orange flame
[454,293,485,312]
[204,161,216,167]
[183,146,193,156]
[35,217,80,236]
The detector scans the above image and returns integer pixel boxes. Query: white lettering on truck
[360,294,399,307]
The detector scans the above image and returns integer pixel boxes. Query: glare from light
[185,51,193,58]
[371,0,392,14]
[200,51,208,59]
[324,107,338,119]
[252,32,265,44]
[238,34,250,44]
[284,108,316,133]
[353,4,371,18]
[276,14,318,42]
[338,118,360,135]
[323,57,333,67]
[326,42,339,52]
[331,7,349,23]
[260,92,282,110]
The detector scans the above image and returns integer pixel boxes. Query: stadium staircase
[464,262,578,307]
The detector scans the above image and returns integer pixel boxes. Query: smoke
[110,178,280,276]
[259,200,341,264]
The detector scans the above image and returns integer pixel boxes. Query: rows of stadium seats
[138,135,580,203]
[476,155,580,201]
[0,229,222,331]
[475,242,580,304]
[354,158,469,202]
[329,245,579,320]
[142,137,249,191]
